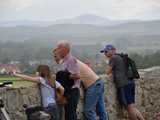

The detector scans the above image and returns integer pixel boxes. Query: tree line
[0,41,160,73]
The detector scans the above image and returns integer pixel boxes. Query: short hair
[57,40,71,51]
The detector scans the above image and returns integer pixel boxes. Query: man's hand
[106,74,113,80]
[106,66,112,75]
[12,70,16,75]
[70,74,80,80]
[9,70,16,76]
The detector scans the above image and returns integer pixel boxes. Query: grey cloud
[0,0,160,21]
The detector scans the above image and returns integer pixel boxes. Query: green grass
[0,76,35,87]
[0,77,20,81]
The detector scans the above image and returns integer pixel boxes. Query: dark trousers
[44,103,59,120]
[65,88,80,120]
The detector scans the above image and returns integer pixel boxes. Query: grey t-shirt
[109,54,129,88]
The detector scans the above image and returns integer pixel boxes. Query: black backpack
[118,53,140,79]
[56,70,74,89]
[56,70,74,98]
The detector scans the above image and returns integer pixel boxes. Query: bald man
[54,41,108,120]
[55,41,81,120]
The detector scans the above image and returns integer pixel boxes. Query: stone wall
[1,67,160,120]
[0,85,41,120]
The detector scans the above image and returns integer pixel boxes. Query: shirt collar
[61,54,71,63]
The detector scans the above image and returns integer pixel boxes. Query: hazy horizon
[0,0,160,21]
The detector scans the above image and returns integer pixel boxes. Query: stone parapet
[1,66,160,120]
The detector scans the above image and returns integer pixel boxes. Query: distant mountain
[0,19,160,53]
[0,20,54,27]
[106,20,160,35]
[0,19,159,41]
[0,14,140,27]
[53,14,137,26]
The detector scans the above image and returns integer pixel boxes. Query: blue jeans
[84,79,109,120]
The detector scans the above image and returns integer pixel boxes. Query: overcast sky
[0,0,160,21]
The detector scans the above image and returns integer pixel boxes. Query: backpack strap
[38,84,43,107]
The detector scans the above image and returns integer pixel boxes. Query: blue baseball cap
[100,44,115,53]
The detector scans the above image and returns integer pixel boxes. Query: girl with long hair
[13,65,64,120]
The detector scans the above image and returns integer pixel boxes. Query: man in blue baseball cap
[100,44,116,53]
[101,44,145,120]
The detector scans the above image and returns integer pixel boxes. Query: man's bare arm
[106,66,113,78]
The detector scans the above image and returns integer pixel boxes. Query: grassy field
[0,76,35,87]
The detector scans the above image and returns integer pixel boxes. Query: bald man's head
[56,41,71,59]
[57,41,71,50]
